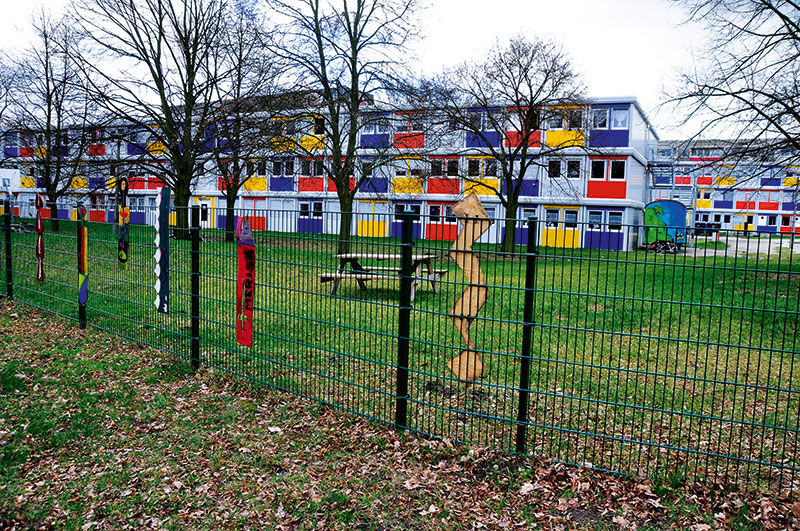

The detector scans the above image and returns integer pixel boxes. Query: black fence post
[516,215,538,454]
[3,200,11,300]
[395,210,414,430]
[190,206,201,369]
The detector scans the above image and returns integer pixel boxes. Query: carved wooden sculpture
[447,193,492,383]
[236,217,256,347]
[35,193,44,282]
[153,187,170,313]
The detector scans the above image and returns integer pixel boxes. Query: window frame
[590,159,605,180]
[609,159,626,180]
[566,160,581,180]
[548,160,561,179]
[608,211,623,231]
[591,109,608,129]
[610,108,629,130]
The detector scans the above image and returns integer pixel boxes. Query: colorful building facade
[2,97,661,250]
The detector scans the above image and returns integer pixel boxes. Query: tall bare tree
[416,36,585,251]
[211,5,282,241]
[72,0,227,237]
[669,0,800,165]
[7,11,100,231]
[269,0,419,253]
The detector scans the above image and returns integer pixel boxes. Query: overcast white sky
[0,0,704,139]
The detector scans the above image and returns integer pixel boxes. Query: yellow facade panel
[21,177,35,188]
[695,199,711,209]
[393,177,422,194]
[72,177,87,189]
[357,220,387,238]
[785,177,799,187]
[545,130,584,148]
[243,177,267,191]
[464,178,498,196]
[299,135,324,151]
[715,176,734,186]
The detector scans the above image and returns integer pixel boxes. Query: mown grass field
[4,217,800,489]
[2,301,798,529]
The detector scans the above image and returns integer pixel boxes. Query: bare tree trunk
[225,196,236,243]
[47,198,60,233]
[337,193,354,255]
[173,189,191,240]
[501,199,519,253]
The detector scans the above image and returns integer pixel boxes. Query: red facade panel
[428,178,459,195]
[425,223,458,241]
[327,178,355,192]
[88,144,106,157]
[735,201,756,209]
[147,177,165,189]
[505,130,541,148]
[587,180,626,199]
[393,133,424,149]
[759,202,779,210]
[20,147,34,158]
[299,177,324,192]
[697,176,713,185]
[89,210,105,222]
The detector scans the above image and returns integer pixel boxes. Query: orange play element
[447,193,492,384]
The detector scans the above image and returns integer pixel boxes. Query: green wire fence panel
[2,199,798,491]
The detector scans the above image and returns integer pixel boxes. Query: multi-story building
[651,140,800,235]
[1,96,661,250]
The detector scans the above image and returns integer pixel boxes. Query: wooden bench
[318,253,448,301]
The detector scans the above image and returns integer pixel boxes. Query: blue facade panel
[127,143,146,156]
[584,231,624,250]
[297,218,323,234]
[783,202,800,211]
[501,179,538,197]
[361,177,388,193]
[761,177,781,187]
[3,147,18,158]
[35,178,46,188]
[714,200,734,209]
[360,134,391,149]
[89,177,106,190]
[654,176,670,184]
[57,209,70,220]
[106,210,116,223]
[466,131,501,148]
[270,177,294,192]
[130,212,147,224]
[588,129,628,148]
[757,225,777,233]
[217,214,236,229]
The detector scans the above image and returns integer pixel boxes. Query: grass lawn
[1,300,798,530]
[3,219,800,490]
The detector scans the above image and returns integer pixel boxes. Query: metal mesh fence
[2,199,798,490]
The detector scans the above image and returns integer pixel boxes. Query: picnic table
[318,253,447,301]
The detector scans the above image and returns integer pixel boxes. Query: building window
[723,190,734,202]
[564,209,578,228]
[566,110,583,130]
[467,111,482,130]
[272,160,282,176]
[724,214,731,224]
[545,209,559,227]
[714,214,721,223]
[362,162,373,178]
[301,159,312,176]
[429,204,441,223]
[299,202,310,218]
[590,160,605,180]
[611,109,628,129]
[396,162,407,178]
[313,117,325,135]
[768,215,777,226]
[546,111,563,130]
[485,159,498,177]
[567,160,580,179]
[783,216,792,227]
[548,160,561,178]
[446,159,459,176]
[312,202,323,218]
[313,159,324,176]
[430,160,443,177]
[468,159,481,177]
[588,210,602,229]
[395,203,420,221]
[610,160,625,180]
[592,109,608,129]
[284,158,294,176]
[410,117,424,133]
[608,211,623,230]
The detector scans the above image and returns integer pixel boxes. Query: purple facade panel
[714,200,734,209]
[270,177,294,192]
[584,231,624,250]
[588,129,629,148]
[297,217,323,234]
[360,134,391,149]
[466,131,501,148]
[362,178,389,193]
[57,209,70,220]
